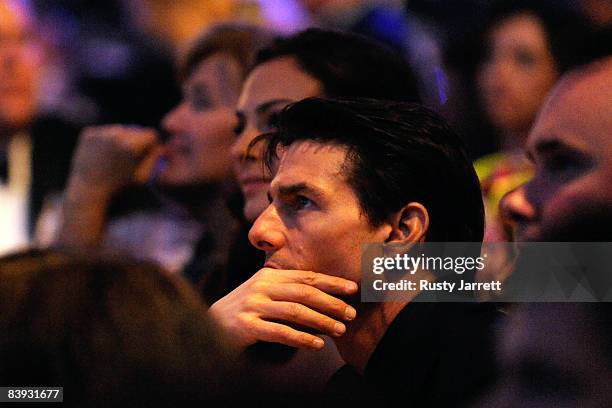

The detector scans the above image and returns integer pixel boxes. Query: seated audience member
[485,53,612,408]
[0,249,240,407]
[501,55,612,242]
[0,0,79,254]
[470,0,590,242]
[229,28,422,289]
[213,97,499,406]
[222,28,423,392]
[58,24,273,300]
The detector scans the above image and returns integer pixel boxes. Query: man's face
[232,57,322,222]
[501,60,612,241]
[248,141,389,282]
[0,1,40,134]
[160,53,241,187]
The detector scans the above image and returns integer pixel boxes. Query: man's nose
[499,184,537,231]
[248,205,285,252]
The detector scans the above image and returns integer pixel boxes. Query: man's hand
[70,125,163,192]
[209,268,358,350]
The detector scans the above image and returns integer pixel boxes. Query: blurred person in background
[501,53,612,242]
[0,249,241,407]
[300,0,445,110]
[471,0,591,243]
[0,0,80,255]
[483,50,612,408]
[299,0,409,54]
[58,24,274,301]
[578,0,612,27]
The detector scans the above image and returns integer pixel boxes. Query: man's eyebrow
[276,182,324,200]
[256,99,293,115]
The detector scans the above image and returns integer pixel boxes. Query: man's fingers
[258,268,358,295]
[252,320,325,350]
[259,301,347,338]
[265,283,357,322]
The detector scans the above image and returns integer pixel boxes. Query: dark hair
[263,97,484,242]
[475,0,592,74]
[179,22,276,81]
[254,28,421,103]
[0,250,240,407]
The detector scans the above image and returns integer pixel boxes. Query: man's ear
[385,202,429,243]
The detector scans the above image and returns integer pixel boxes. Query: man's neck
[334,270,435,373]
[334,300,407,373]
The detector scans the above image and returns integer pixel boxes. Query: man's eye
[541,154,592,184]
[292,195,313,210]
[279,195,314,214]
[544,155,578,173]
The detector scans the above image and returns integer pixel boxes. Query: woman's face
[477,13,559,138]
[231,56,322,222]
[159,52,242,187]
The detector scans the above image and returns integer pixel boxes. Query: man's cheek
[541,182,602,231]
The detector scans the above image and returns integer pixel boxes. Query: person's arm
[57,125,162,248]
[209,267,358,350]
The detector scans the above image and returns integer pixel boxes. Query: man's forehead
[527,62,612,154]
[271,141,349,190]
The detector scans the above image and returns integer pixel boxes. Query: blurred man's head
[248,97,483,282]
[0,0,40,138]
[501,57,612,241]
[231,28,420,222]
